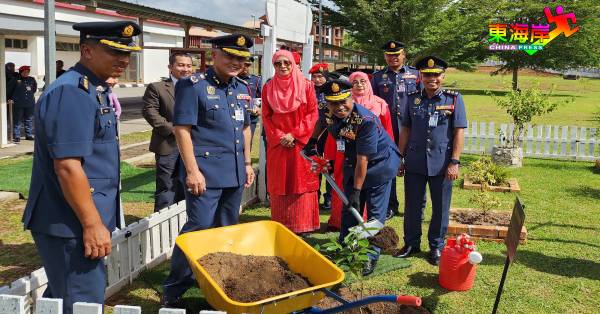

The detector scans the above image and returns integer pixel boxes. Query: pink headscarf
[349,71,389,117]
[266,50,307,113]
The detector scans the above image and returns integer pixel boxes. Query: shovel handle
[397,296,422,307]
[300,151,365,224]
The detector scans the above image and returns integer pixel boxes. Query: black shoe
[394,245,421,258]
[428,249,442,266]
[386,208,396,220]
[322,199,331,210]
[362,259,378,276]
[161,295,183,308]
[25,135,34,140]
[13,138,20,143]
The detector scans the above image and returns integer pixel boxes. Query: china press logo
[487,6,580,55]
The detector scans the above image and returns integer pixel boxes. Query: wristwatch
[450,158,460,165]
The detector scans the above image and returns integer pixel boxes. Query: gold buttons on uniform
[236,140,240,144]
[90,187,95,193]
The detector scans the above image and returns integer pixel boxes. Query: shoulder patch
[78,76,89,92]
[189,74,205,84]
[443,89,459,96]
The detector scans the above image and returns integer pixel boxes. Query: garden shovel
[300,151,383,239]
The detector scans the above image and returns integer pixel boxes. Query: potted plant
[463,156,520,192]
[488,86,564,167]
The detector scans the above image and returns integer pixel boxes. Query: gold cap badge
[428,59,435,67]
[331,83,340,93]
[122,25,134,37]
[319,67,324,73]
[236,36,246,47]
[390,42,396,49]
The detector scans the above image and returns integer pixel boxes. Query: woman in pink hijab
[325,71,394,230]
[262,50,320,234]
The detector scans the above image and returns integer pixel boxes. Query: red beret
[292,51,301,64]
[18,65,31,72]
[309,63,329,74]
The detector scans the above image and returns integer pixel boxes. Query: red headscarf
[266,50,307,113]
[349,71,389,117]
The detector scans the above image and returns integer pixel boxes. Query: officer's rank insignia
[190,75,199,84]
[414,98,421,105]
[350,112,363,125]
[390,42,396,49]
[325,117,333,125]
[122,25,134,37]
[428,59,435,67]
[79,76,89,92]
[237,36,246,47]
[318,102,327,110]
[331,83,340,93]
[237,94,251,100]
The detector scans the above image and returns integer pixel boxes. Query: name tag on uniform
[429,111,439,127]
[235,108,245,121]
[26,86,32,91]
[99,107,111,115]
[336,139,345,151]
[207,95,220,100]
[397,82,405,93]
[237,94,251,100]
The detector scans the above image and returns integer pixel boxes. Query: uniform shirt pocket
[194,145,225,159]
[204,101,222,121]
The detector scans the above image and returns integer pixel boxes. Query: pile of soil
[197,252,312,303]
[368,226,400,254]
[451,210,511,226]
[316,287,430,314]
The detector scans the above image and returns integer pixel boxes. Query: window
[56,42,80,51]
[5,38,28,49]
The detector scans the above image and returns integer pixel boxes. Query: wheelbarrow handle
[300,151,364,224]
[397,295,422,307]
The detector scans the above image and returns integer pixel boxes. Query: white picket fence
[0,170,259,314]
[463,122,599,161]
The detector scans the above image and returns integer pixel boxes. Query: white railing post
[158,308,186,314]
[35,298,62,314]
[114,305,142,314]
[72,302,102,314]
[0,294,27,314]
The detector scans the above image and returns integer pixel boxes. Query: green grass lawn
[445,68,600,127]
[100,155,599,313]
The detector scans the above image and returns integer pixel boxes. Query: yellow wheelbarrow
[177,220,421,313]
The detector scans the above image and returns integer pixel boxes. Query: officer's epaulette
[235,77,249,85]
[442,89,460,96]
[189,73,205,84]
[78,76,89,92]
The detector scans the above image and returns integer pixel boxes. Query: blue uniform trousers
[12,106,34,139]
[339,180,392,261]
[403,173,453,250]
[32,232,106,314]
[163,186,244,301]
[154,150,185,212]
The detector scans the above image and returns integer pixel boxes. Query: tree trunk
[512,65,518,91]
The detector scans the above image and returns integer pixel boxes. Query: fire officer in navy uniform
[309,62,333,209]
[238,56,262,145]
[371,40,422,219]
[395,56,467,265]
[22,21,141,313]
[162,34,255,306]
[304,80,401,276]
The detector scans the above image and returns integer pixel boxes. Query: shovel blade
[350,219,384,239]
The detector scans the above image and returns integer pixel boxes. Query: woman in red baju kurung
[262,50,320,233]
[326,71,394,230]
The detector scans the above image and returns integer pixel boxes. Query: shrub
[488,86,566,148]
[468,156,509,186]
[469,190,502,216]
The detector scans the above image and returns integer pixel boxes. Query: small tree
[469,189,503,217]
[316,228,376,300]
[489,87,566,148]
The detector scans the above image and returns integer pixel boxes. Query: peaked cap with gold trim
[381,40,405,55]
[73,21,142,52]
[209,34,254,58]
[322,79,352,102]
[415,55,448,73]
